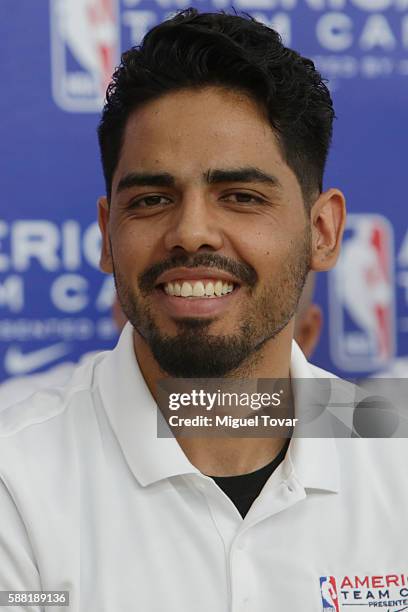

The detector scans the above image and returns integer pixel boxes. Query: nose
[163,189,224,254]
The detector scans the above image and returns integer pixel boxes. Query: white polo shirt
[0,323,407,612]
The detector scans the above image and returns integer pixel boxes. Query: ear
[310,188,346,272]
[97,196,113,274]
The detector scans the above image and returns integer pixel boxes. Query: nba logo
[320,576,340,611]
[329,214,396,371]
[50,0,120,112]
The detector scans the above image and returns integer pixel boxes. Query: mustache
[138,253,258,294]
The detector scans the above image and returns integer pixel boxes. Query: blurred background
[0,0,407,383]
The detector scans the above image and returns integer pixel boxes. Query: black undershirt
[210,439,290,518]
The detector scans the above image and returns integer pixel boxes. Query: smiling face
[99,86,313,376]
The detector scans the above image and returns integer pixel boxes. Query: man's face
[100,87,312,376]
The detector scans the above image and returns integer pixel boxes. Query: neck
[133,322,295,476]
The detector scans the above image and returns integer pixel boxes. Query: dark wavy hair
[98,9,335,205]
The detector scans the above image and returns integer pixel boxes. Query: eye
[221,192,265,205]
[129,194,172,208]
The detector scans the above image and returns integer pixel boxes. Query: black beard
[141,316,261,377]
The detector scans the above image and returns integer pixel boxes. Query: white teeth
[205,282,215,296]
[181,281,193,297]
[214,281,223,296]
[164,280,235,298]
[193,281,205,297]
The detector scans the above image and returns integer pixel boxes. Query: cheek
[232,226,289,274]
[112,223,157,270]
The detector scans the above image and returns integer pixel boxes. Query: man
[1,10,407,612]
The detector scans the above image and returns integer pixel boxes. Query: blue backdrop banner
[0,0,407,381]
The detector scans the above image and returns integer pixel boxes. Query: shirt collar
[99,323,199,486]
[287,341,340,493]
[99,323,340,492]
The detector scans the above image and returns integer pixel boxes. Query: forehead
[112,86,295,191]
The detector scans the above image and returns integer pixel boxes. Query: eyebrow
[116,172,175,194]
[115,166,282,195]
[206,167,282,188]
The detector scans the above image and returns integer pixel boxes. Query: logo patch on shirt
[319,574,408,611]
[320,576,340,611]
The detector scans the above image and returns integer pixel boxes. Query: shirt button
[282,480,293,492]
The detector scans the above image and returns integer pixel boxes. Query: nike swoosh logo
[4,343,71,376]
